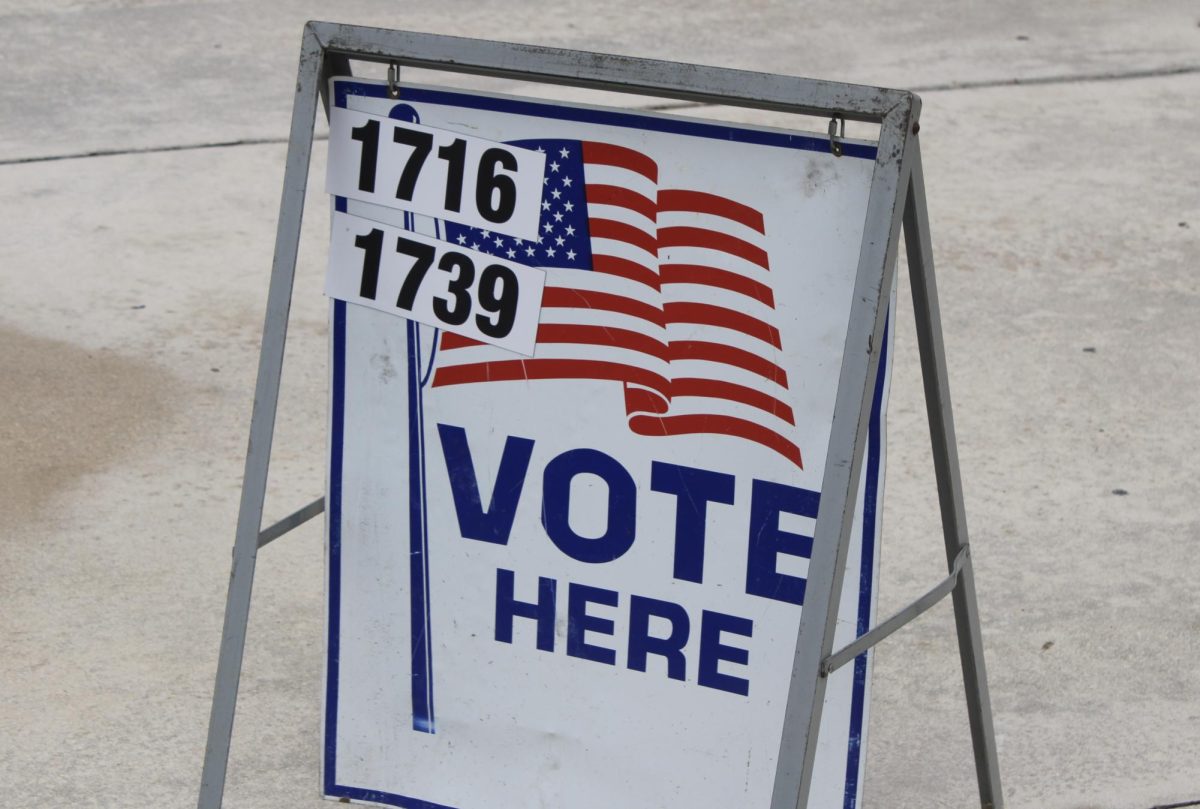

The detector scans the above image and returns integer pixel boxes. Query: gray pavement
[1,2,1198,808]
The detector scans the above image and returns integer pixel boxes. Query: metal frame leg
[196,25,326,809]
[771,98,921,809]
[903,139,1004,809]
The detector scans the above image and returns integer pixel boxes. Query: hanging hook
[828,116,846,157]
[387,63,401,99]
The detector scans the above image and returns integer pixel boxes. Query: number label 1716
[326,107,546,242]
[325,211,546,356]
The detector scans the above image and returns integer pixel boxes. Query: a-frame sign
[198,22,1003,809]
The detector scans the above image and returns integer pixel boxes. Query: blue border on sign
[326,77,885,809]
[333,81,879,161]
[843,315,889,808]
[326,296,348,799]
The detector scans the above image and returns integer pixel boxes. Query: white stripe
[663,321,782,358]
[540,312,665,344]
[435,342,671,382]
[582,164,657,201]
[656,208,765,245]
[653,395,797,435]
[665,358,790,399]
[657,245,771,278]
[660,282,778,321]
[587,202,656,231]
[435,307,667,366]
[665,326,781,359]
[592,239,658,271]
[543,266,659,298]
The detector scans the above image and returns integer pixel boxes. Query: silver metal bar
[307,21,906,123]
[257,497,326,549]
[196,24,326,809]
[319,50,353,119]
[821,545,969,676]
[770,95,921,809]
[903,139,1004,809]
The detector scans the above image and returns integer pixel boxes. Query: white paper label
[327,108,546,241]
[326,210,546,355]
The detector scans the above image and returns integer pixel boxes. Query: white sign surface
[325,78,892,809]
[327,108,547,240]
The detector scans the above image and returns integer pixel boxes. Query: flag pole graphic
[405,213,438,733]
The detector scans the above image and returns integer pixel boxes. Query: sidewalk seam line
[642,63,1200,109]
[2,63,1196,165]
[0,135,329,167]
[908,62,1200,93]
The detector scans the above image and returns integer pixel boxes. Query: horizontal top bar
[307,22,914,124]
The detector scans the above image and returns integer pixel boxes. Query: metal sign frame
[197,21,1004,809]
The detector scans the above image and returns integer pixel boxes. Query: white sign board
[324,78,893,809]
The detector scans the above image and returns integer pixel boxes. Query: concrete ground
[1,2,1198,807]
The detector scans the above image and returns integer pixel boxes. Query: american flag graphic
[436,139,802,468]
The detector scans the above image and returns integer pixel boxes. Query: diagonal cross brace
[821,544,970,676]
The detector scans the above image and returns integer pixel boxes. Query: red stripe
[536,324,667,360]
[658,190,764,233]
[663,302,781,348]
[431,359,669,396]
[658,226,769,270]
[671,378,795,424]
[624,385,670,415]
[660,264,774,306]
[592,255,660,290]
[442,324,665,357]
[628,414,803,468]
[440,332,482,350]
[582,142,657,181]
[590,218,657,255]
[668,340,789,387]
[542,287,666,328]
[586,184,657,221]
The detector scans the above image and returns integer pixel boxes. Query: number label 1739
[325,212,546,356]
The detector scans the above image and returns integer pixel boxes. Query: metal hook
[387,63,400,99]
[828,116,845,157]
